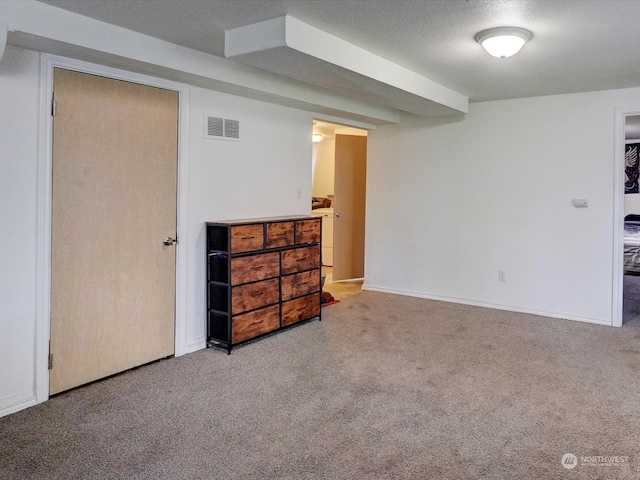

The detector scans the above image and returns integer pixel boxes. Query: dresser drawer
[281,269,320,301]
[282,293,320,327]
[231,224,264,253]
[295,218,321,244]
[232,278,279,314]
[232,304,280,343]
[281,245,320,275]
[266,221,294,249]
[231,252,279,285]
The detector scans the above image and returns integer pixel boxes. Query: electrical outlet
[498,270,506,282]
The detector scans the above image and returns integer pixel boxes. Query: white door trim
[612,106,640,327]
[36,54,190,403]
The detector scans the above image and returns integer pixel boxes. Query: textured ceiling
[37,0,640,103]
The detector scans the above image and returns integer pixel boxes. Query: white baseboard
[361,284,611,327]
[186,339,207,353]
[0,393,37,418]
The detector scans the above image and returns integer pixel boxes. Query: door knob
[163,237,177,246]
[335,212,343,218]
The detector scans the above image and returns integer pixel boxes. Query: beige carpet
[1,290,639,479]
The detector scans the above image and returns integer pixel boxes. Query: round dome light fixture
[312,133,324,143]
[475,27,532,58]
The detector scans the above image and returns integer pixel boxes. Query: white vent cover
[204,115,240,141]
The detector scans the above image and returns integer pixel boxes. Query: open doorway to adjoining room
[312,120,367,301]
[621,114,640,325]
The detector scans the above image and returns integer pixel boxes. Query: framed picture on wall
[625,143,640,194]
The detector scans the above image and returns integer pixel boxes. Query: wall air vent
[204,115,241,141]
[224,119,240,139]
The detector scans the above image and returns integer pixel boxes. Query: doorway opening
[621,114,640,325]
[312,120,367,301]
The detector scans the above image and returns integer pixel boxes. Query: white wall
[185,87,312,350]
[0,45,314,416]
[0,46,40,414]
[366,88,640,323]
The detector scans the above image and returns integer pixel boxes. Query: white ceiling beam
[226,15,469,116]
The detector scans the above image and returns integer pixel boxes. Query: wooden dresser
[206,216,322,353]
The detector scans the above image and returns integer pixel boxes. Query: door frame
[35,54,190,403]
[612,106,640,327]
[312,118,373,282]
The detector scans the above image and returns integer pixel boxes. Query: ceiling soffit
[225,15,469,117]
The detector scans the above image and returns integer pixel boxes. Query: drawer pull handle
[250,292,264,297]
[276,232,288,236]
[241,235,256,240]
[251,265,264,270]
[250,319,264,326]
[296,256,309,262]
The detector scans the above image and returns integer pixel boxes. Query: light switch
[572,199,588,208]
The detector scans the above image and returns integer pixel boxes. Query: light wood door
[333,134,367,281]
[50,69,178,394]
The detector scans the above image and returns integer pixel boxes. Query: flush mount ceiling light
[312,133,324,143]
[475,27,532,58]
